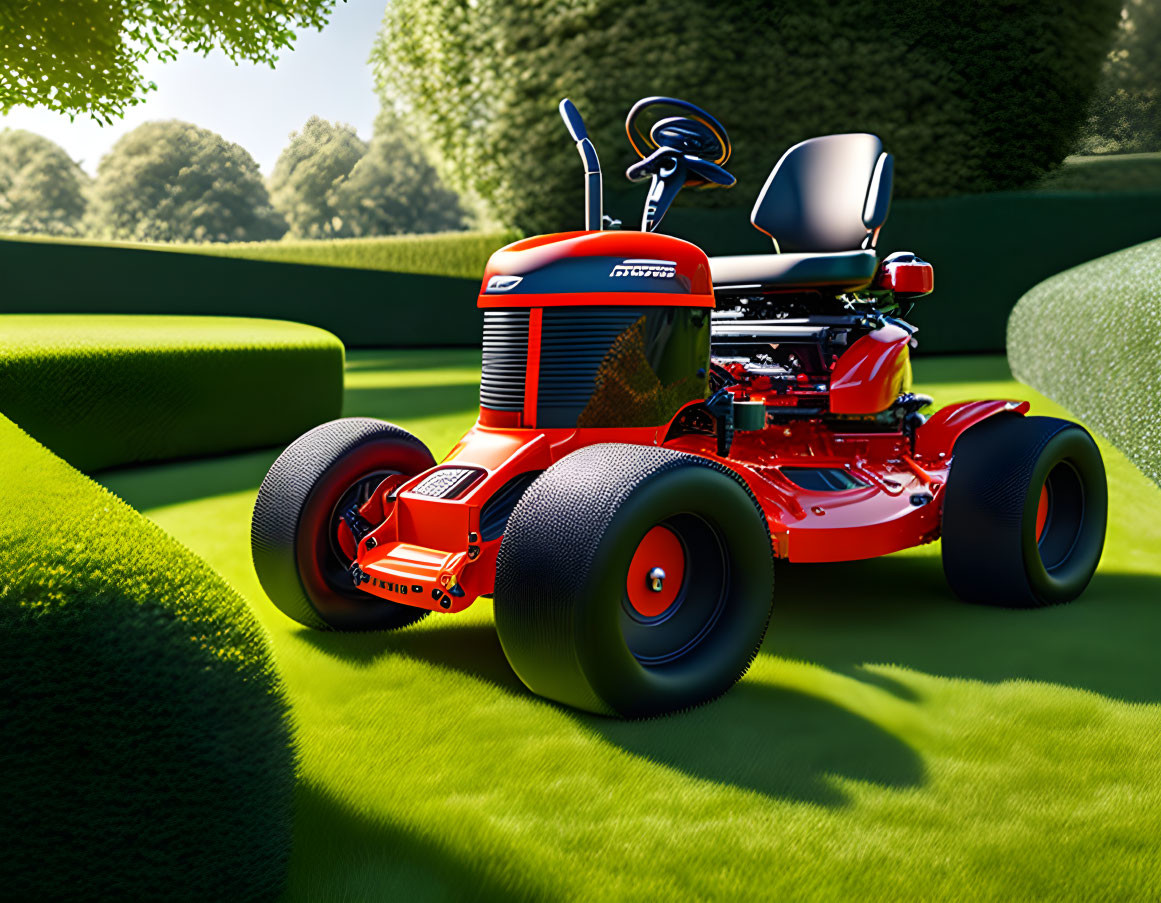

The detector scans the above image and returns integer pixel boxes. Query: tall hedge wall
[0,314,344,471]
[0,414,295,900]
[0,236,485,348]
[375,0,1120,234]
[4,188,1159,355]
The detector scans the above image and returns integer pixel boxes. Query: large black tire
[494,444,775,718]
[251,418,435,631]
[941,415,1107,608]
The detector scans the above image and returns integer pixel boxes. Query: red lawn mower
[252,97,1107,717]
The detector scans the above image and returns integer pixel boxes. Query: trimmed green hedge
[4,228,516,280]
[0,315,343,472]
[0,236,487,348]
[1008,238,1161,487]
[0,415,295,900]
[4,191,1159,354]
[195,229,518,278]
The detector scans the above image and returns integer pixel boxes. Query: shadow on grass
[299,623,923,806]
[286,782,549,902]
[342,383,479,421]
[298,554,1161,806]
[96,447,280,511]
[299,557,1161,710]
[769,557,1161,704]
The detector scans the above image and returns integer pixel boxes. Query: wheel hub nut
[648,567,666,592]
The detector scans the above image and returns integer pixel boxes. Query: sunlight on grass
[97,353,1161,902]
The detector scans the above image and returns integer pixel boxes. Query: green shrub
[0,414,295,900]
[374,0,1121,234]
[0,314,343,471]
[1008,238,1161,486]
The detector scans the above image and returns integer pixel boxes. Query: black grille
[537,308,644,427]
[780,467,869,492]
[410,467,484,499]
[480,310,529,411]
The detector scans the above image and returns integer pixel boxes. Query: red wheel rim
[626,525,687,618]
[1035,484,1049,542]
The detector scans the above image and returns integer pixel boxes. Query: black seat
[711,133,893,295]
[710,249,879,292]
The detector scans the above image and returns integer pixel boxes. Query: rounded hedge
[0,415,295,900]
[375,0,1121,234]
[1008,237,1161,488]
[0,314,344,472]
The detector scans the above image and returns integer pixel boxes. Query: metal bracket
[705,389,735,457]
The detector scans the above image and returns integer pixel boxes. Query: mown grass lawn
[98,352,1161,902]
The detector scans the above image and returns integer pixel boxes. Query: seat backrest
[750,133,893,254]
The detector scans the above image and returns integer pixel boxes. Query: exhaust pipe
[558,98,603,231]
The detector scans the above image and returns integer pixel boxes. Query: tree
[0,0,337,124]
[0,129,89,236]
[1077,0,1161,154]
[268,117,368,238]
[87,120,287,243]
[331,109,467,236]
[374,0,1122,234]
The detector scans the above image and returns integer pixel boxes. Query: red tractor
[252,97,1107,717]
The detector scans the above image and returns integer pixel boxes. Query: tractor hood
[479,230,714,308]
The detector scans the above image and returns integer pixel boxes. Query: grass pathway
[99,352,1161,901]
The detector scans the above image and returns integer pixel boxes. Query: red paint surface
[627,525,686,617]
[829,326,912,414]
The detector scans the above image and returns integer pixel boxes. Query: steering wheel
[625,96,734,189]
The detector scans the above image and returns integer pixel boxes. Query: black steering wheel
[625,96,735,189]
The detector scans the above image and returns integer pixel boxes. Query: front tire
[941,415,1107,607]
[494,444,775,718]
[251,418,435,631]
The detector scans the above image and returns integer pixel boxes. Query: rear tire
[494,444,775,718]
[941,415,1107,607]
[251,418,435,631]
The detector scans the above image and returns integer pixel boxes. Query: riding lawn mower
[252,96,1108,718]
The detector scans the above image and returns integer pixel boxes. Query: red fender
[829,323,912,414]
[914,399,1030,461]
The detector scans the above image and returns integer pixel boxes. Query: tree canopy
[374,0,1122,234]
[87,120,287,243]
[0,129,89,236]
[332,109,467,237]
[268,116,367,239]
[0,0,337,123]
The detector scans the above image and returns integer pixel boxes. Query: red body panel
[479,230,715,308]
[829,324,912,414]
[350,399,1022,611]
[914,399,1030,460]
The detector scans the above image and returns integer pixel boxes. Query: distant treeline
[0,110,468,243]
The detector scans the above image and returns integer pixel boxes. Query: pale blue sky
[0,0,385,175]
